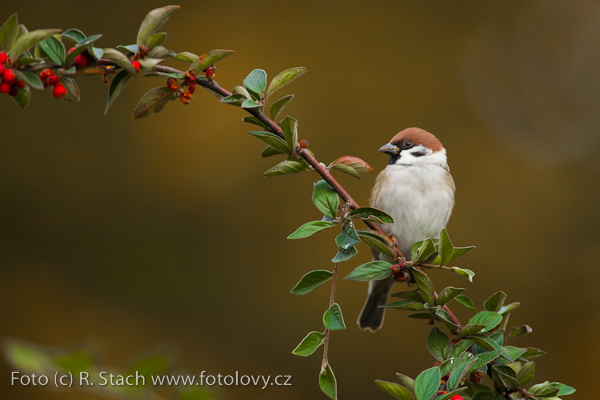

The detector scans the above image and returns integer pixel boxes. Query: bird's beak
[379,143,400,155]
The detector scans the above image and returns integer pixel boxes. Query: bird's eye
[404,140,413,148]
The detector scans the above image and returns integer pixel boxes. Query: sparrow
[358,127,455,332]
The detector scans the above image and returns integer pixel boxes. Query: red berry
[9,85,18,97]
[74,54,88,68]
[0,64,5,74]
[0,51,7,64]
[48,75,60,86]
[132,60,141,72]
[205,66,216,80]
[3,68,16,84]
[52,83,67,99]
[15,80,25,88]
[187,81,196,94]
[450,395,463,400]
[0,82,10,94]
[166,77,179,90]
[68,47,75,54]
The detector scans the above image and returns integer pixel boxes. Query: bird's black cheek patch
[411,151,426,158]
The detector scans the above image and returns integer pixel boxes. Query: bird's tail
[358,276,394,332]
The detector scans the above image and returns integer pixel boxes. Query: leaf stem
[321,262,339,372]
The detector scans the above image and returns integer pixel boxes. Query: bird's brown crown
[389,127,443,152]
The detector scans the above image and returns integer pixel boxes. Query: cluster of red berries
[39,69,67,99]
[165,71,197,105]
[0,51,26,97]
[391,262,409,282]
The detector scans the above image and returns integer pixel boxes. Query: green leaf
[220,94,247,106]
[438,228,454,265]
[61,28,86,44]
[517,361,535,386]
[241,99,262,109]
[136,5,180,46]
[455,295,477,314]
[471,335,502,351]
[460,324,487,337]
[375,380,414,400]
[138,57,164,71]
[148,46,174,59]
[102,48,135,74]
[436,287,465,307]
[335,219,360,249]
[10,29,61,58]
[469,349,504,373]
[191,49,234,73]
[288,221,334,239]
[529,381,559,397]
[62,77,80,102]
[551,382,576,396]
[435,309,460,333]
[11,85,31,109]
[452,267,475,282]
[391,290,425,302]
[383,300,426,311]
[447,359,477,390]
[508,325,533,341]
[244,68,267,95]
[498,302,520,315]
[262,146,286,158]
[312,180,339,219]
[117,44,139,55]
[484,291,507,312]
[468,311,502,333]
[279,116,299,153]
[414,366,440,400]
[521,347,546,360]
[323,303,346,330]
[38,35,65,65]
[105,69,132,115]
[492,365,520,390]
[172,51,198,63]
[132,87,175,119]
[409,239,433,263]
[319,364,337,399]
[2,339,54,374]
[349,207,394,224]
[451,339,473,358]
[14,70,43,90]
[265,158,312,177]
[269,94,294,121]
[266,66,307,97]
[15,55,44,66]
[357,230,395,258]
[331,244,357,263]
[248,131,290,154]
[292,331,324,356]
[501,346,527,363]
[395,373,415,396]
[291,270,333,295]
[329,156,373,180]
[344,261,392,282]
[0,13,19,52]
[450,246,476,260]
[411,268,435,306]
[145,32,167,48]
[427,327,451,362]
[242,116,268,129]
[471,392,504,400]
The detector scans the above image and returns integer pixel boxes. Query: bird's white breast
[370,161,455,258]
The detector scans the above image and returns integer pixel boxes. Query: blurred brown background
[1,0,599,399]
